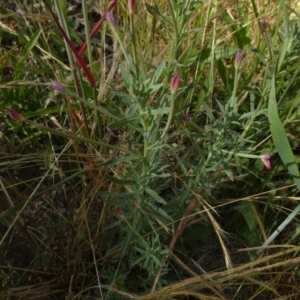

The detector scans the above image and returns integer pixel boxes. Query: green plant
[2,0,300,299]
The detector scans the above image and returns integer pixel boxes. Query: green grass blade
[14,29,42,80]
[268,75,300,189]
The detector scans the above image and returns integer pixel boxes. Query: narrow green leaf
[119,64,131,90]
[99,156,138,166]
[148,83,164,94]
[108,116,140,131]
[145,188,166,205]
[14,29,42,80]
[235,202,256,230]
[150,60,166,86]
[105,175,136,186]
[145,4,170,25]
[152,255,163,267]
[24,104,80,118]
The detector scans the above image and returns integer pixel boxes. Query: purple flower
[51,81,67,93]
[106,11,116,27]
[260,19,267,30]
[260,154,271,170]
[183,115,190,122]
[170,73,180,94]
[7,109,25,122]
[235,51,242,69]
[128,0,136,14]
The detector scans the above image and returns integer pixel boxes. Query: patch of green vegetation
[1,0,300,299]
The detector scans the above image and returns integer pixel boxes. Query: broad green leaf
[235,201,256,230]
[268,75,300,190]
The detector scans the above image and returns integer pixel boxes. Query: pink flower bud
[235,51,242,69]
[170,73,180,94]
[183,115,190,122]
[128,0,136,13]
[7,109,25,122]
[260,154,271,170]
[106,11,116,27]
[260,19,267,30]
[115,209,124,218]
[51,81,67,93]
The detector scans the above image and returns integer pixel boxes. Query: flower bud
[128,0,136,14]
[235,51,242,69]
[260,19,267,30]
[106,11,116,27]
[183,115,190,122]
[260,154,271,169]
[115,209,124,218]
[7,109,25,122]
[51,81,67,93]
[170,73,180,94]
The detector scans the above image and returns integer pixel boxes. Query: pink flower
[7,109,25,122]
[128,0,136,13]
[170,73,180,94]
[260,154,271,169]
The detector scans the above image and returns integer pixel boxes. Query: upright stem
[129,12,138,66]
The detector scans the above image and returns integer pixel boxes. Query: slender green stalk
[108,23,130,66]
[129,12,138,66]
[24,118,133,155]
[82,0,93,75]
[230,67,239,113]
